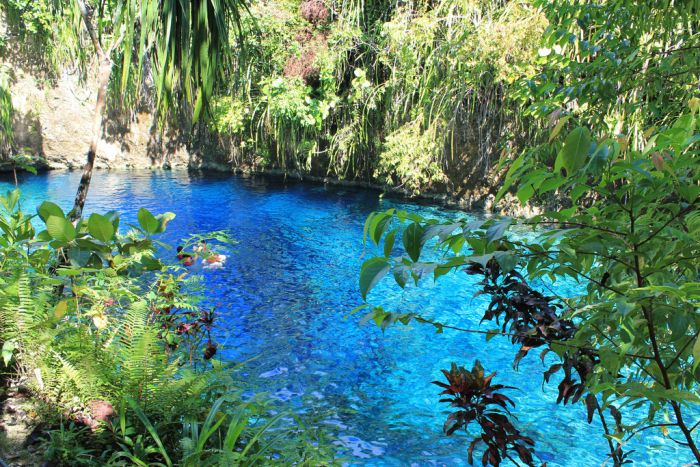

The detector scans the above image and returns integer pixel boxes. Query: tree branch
[636,200,697,248]
[75,0,107,61]
[410,316,653,360]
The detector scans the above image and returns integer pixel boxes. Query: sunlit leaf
[359,257,390,300]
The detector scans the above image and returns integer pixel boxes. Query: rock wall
[7,69,201,170]
[0,11,206,170]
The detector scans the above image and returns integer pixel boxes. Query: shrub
[374,119,446,194]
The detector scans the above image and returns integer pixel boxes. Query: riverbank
[1,165,543,218]
[0,379,44,467]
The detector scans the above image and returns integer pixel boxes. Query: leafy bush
[358,106,700,465]
[0,191,336,465]
[374,119,446,194]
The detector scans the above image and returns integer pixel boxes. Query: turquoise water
[1,170,687,466]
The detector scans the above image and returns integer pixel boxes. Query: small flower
[92,313,108,330]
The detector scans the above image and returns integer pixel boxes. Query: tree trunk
[70,0,113,222]
[70,59,112,222]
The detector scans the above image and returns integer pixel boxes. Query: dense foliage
[2,0,698,198]
[209,0,546,194]
[359,90,700,467]
[356,1,700,465]
[0,191,336,465]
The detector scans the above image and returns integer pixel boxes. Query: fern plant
[0,189,338,465]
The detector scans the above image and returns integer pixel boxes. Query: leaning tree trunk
[70,0,113,222]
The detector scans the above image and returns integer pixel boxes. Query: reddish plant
[203,340,218,360]
[466,259,598,405]
[434,361,536,466]
[300,0,329,25]
[152,277,218,363]
[284,49,321,87]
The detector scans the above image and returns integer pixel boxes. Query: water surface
[2,170,685,466]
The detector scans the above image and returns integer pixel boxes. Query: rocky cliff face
[1,12,206,170]
[7,68,200,170]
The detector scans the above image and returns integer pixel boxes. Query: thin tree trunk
[70,0,113,222]
[629,206,700,464]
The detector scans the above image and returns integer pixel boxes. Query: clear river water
[1,170,687,466]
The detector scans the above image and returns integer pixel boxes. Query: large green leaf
[104,210,121,232]
[137,208,159,234]
[556,127,591,176]
[88,213,115,242]
[45,216,76,243]
[486,217,511,244]
[383,229,396,257]
[360,257,390,300]
[402,222,423,262]
[37,201,65,222]
[494,251,518,273]
[368,212,392,245]
[68,247,92,267]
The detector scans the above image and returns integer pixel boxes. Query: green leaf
[384,229,396,257]
[516,184,535,204]
[2,340,16,366]
[403,222,423,262]
[434,265,453,281]
[125,397,173,467]
[362,212,375,244]
[494,251,518,273]
[571,184,590,203]
[104,210,121,232]
[486,217,512,244]
[56,267,82,276]
[37,201,65,222]
[88,213,115,243]
[485,329,500,341]
[393,265,410,288]
[556,127,592,176]
[0,189,20,212]
[369,213,392,245]
[548,115,571,142]
[359,258,390,300]
[154,212,176,234]
[45,216,76,243]
[693,336,700,370]
[137,208,159,234]
[539,176,567,194]
[495,154,527,203]
[54,301,68,320]
[68,247,92,268]
[422,223,460,243]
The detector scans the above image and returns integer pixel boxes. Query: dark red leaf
[543,364,562,382]
[585,393,598,424]
[468,438,481,465]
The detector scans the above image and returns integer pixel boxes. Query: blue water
[1,170,689,466]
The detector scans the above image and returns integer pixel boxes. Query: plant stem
[630,201,700,463]
[596,403,622,467]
